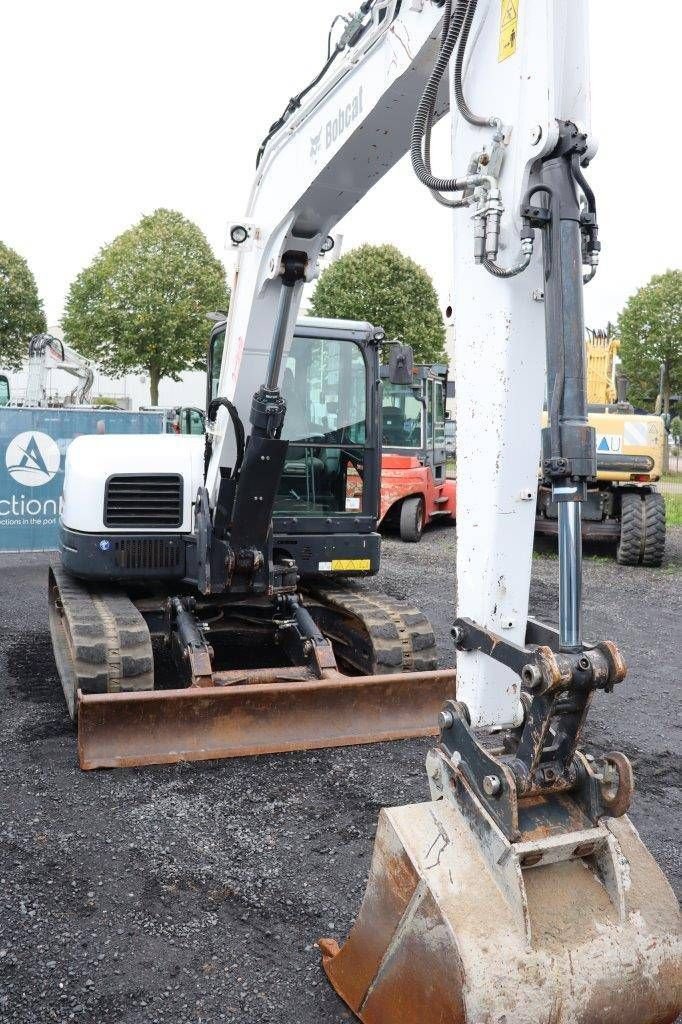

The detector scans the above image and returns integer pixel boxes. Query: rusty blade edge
[79,725,444,770]
[76,669,456,706]
[77,669,456,769]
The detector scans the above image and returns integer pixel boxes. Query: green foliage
[670,415,682,446]
[62,209,229,404]
[92,395,119,408]
[664,490,682,527]
[0,241,47,371]
[617,270,681,413]
[309,244,445,363]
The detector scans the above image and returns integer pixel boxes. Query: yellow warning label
[331,559,371,571]
[498,0,518,62]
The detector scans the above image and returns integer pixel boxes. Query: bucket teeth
[322,800,682,1024]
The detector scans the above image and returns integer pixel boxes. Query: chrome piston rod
[558,497,582,649]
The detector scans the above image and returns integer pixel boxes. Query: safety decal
[318,559,371,572]
[498,0,518,62]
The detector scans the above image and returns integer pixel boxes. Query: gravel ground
[1,529,680,1023]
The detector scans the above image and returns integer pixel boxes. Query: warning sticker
[318,559,371,572]
[498,0,519,62]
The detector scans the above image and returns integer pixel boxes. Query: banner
[0,408,164,552]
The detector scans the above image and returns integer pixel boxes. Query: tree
[309,244,445,362]
[62,209,229,405]
[0,241,47,370]
[617,270,681,413]
[670,415,682,448]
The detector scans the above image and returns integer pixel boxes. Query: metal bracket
[166,597,214,687]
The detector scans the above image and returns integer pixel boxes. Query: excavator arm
[198,0,679,1019]
[205,1,450,498]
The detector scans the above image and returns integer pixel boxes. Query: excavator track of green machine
[302,586,438,675]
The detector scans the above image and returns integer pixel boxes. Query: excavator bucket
[76,669,456,769]
[321,797,682,1023]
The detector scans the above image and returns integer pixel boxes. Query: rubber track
[303,585,438,675]
[50,566,154,712]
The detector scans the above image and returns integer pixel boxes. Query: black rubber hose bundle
[453,0,490,127]
[204,397,246,480]
[410,0,471,193]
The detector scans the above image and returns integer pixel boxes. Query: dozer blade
[321,799,682,1024]
[77,669,455,769]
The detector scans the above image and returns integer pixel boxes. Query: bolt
[522,663,542,690]
[483,774,502,797]
[438,708,455,730]
[451,625,464,645]
[578,655,591,671]
[530,125,543,146]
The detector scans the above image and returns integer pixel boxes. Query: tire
[616,492,644,566]
[400,495,424,543]
[642,491,666,567]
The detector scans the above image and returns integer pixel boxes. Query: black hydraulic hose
[410,0,471,193]
[256,47,341,167]
[256,0,379,168]
[571,154,596,215]
[482,253,531,278]
[205,397,246,480]
[453,0,491,127]
[423,0,470,208]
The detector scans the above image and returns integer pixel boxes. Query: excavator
[48,0,680,1018]
[24,332,94,407]
[536,326,668,564]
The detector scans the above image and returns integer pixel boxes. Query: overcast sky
[1,1,680,353]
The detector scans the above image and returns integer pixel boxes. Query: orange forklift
[375,363,456,541]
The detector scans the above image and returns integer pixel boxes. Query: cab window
[276,334,368,515]
[381,383,423,448]
[433,380,445,445]
[209,328,225,403]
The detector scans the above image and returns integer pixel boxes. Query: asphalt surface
[1,529,680,1023]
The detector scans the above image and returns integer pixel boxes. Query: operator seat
[382,406,407,446]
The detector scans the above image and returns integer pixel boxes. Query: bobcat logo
[309,86,363,165]
[310,128,323,162]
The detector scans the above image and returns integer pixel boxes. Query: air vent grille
[114,537,181,570]
[104,475,183,529]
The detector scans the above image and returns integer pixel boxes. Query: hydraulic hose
[453,0,498,128]
[410,0,472,193]
[482,252,532,278]
[423,1,471,207]
[204,397,246,480]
